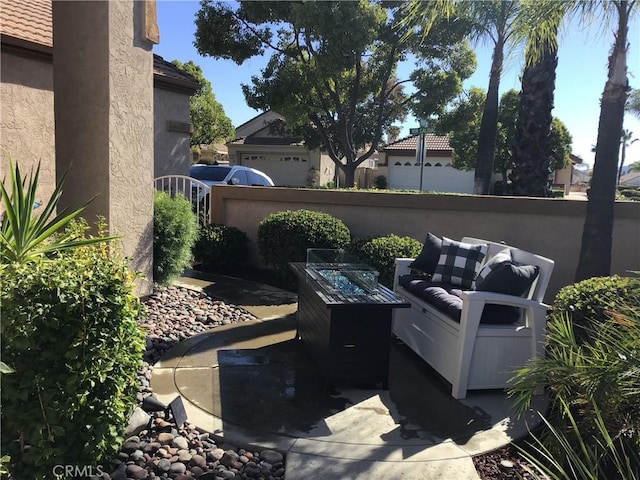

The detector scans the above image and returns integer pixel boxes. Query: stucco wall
[0,51,56,203]
[209,187,640,303]
[154,87,191,177]
[52,0,154,294]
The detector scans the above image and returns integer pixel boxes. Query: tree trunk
[575,3,629,282]
[511,41,558,197]
[474,38,504,195]
[342,163,356,188]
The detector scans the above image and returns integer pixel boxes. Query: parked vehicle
[189,165,275,189]
[189,165,275,213]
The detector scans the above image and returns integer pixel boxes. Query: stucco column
[53,1,157,295]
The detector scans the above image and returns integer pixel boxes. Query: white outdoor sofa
[392,236,555,399]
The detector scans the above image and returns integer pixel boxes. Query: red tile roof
[1,0,52,47]
[383,134,451,151]
[1,0,199,91]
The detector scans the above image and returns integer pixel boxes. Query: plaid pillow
[474,248,513,287]
[432,237,488,289]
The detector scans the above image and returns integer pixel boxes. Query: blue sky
[153,1,640,168]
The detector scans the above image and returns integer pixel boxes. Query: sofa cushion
[398,275,519,324]
[475,248,512,286]
[409,232,442,275]
[398,275,463,320]
[475,259,540,298]
[432,237,488,289]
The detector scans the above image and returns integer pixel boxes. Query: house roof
[620,172,640,185]
[1,0,52,48]
[382,134,452,152]
[569,153,584,165]
[230,114,304,146]
[0,0,200,93]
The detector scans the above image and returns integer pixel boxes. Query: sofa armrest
[459,290,549,312]
[453,291,549,399]
[393,258,415,289]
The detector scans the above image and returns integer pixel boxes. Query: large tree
[194,1,474,187]
[627,88,640,117]
[402,0,524,194]
[509,1,566,197]
[435,88,571,189]
[172,60,235,146]
[573,1,638,281]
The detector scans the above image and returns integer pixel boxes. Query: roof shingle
[1,0,199,91]
[1,0,52,47]
[383,134,451,151]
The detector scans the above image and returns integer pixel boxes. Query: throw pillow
[475,261,540,297]
[432,237,488,289]
[474,248,513,287]
[409,232,442,275]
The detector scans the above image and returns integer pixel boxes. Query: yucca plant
[508,285,640,478]
[0,160,114,264]
[518,398,640,480]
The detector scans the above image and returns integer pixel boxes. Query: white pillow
[432,237,488,289]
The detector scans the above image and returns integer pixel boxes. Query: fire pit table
[289,251,409,389]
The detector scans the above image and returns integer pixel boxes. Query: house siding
[1,49,56,202]
[154,87,192,177]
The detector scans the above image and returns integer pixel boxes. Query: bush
[1,229,145,479]
[153,190,198,284]
[347,235,422,287]
[509,288,640,478]
[552,275,640,341]
[257,209,350,277]
[374,175,388,189]
[194,223,249,271]
[619,187,640,201]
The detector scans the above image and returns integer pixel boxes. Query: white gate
[153,175,211,226]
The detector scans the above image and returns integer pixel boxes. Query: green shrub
[257,209,350,277]
[374,175,388,189]
[552,275,640,341]
[153,190,198,284]
[619,188,640,201]
[347,235,422,288]
[509,289,640,478]
[1,229,145,479]
[194,223,249,270]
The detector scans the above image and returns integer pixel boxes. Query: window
[231,170,249,185]
[435,163,442,167]
[249,171,271,186]
[394,161,402,166]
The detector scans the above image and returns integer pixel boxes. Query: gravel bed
[105,285,285,480]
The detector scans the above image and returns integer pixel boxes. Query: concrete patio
[150,271,548,479]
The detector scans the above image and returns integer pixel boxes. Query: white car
[190,164,275,204]
[190,164,275,188]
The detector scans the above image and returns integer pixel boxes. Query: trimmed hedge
[1,238,145,479]
[552,274,640,342]
[153,190,198,284]
[194,223,249,271]
[257,209,350,277]
[347,235,422,287]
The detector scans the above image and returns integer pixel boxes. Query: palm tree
[470,1,521,195]
[510,1,566,197]
[515,1,638,280]
[401,0,522,194]
[627,88,640,118]
[629,160,640,172]
[618,128,638,184]
[575,1,638,281]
